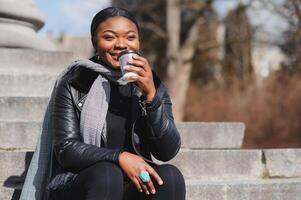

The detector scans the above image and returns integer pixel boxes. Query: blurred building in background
[46,33,94,58]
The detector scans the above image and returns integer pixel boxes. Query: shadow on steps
[3,152,33,200]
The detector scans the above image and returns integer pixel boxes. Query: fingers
[145,165,163,186]
[146,178,156,195]
[125,56,153,82]
[138,177,151,195]
[128,55,151,72]
[132,178,143,193]
[133,171,153,195]
[124,65,146,77]
[128,59,147,69]
[127,74,143,82]
[140,165,164,195]
[137,171,156,195]
[124,55,156,101]
[129,167,154,195]
[126,159,163,196]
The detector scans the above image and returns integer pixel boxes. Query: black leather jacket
[49,58,181,191]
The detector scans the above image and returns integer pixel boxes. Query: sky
[36,0,287,40]
[36,0,111,36]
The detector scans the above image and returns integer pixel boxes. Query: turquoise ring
[139,171,150,183]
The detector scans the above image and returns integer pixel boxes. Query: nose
[115,38,127,50]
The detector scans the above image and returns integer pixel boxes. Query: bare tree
[190,3,222,85]
[257,0,301,73]
[165,0,209,120]
[223,4,254,84]
[279,0,301,73]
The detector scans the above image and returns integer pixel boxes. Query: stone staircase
[1,48,301,200]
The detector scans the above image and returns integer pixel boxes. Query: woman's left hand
[124,55,156,102]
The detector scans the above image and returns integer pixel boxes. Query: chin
[110,62,120,69]
[111,65,120,69]
[104,58,120,69]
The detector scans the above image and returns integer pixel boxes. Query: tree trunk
[165,0,182,121]
[165,0,201,120]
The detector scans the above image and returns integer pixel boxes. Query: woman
[45,6,185,200]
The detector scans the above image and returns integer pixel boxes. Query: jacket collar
[69,56,104,93]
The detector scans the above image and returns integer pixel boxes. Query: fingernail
[140,189,143,193]
[146,191,150,195]
[159,180,163,185]
[123,66,129,70]
[130,75,138,79]
[151,190,156,194]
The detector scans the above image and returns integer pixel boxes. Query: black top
[106,82,134,152]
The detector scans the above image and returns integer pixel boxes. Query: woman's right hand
[118,151,163,195]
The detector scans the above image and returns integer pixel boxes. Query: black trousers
[52,161,185,200]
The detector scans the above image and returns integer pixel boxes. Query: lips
[109,52,121,60]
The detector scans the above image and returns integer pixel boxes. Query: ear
[91,36,97,50]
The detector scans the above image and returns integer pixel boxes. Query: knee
[154,164,185,189]
[83,162,123,189]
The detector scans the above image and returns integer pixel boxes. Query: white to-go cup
[118,50,139,83]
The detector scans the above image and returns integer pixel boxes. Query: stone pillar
[0,0,56,50]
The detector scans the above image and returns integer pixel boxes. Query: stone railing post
[0,0,55,50]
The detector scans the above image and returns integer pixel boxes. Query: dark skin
[93,16,163,195]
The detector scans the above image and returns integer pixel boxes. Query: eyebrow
[102,30,137,34]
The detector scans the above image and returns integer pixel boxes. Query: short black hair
[90,6,139,39]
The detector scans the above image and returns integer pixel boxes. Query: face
[93,16,140,69]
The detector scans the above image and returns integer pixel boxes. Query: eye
[103,35,114,41]
[127,35,137,41]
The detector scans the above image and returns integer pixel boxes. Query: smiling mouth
[110,53,120,60]
[111,56,118,61]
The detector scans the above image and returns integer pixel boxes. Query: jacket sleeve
[144,73,181,162]
[51,77,121,173]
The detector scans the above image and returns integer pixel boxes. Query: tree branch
[140,22,167,39]
[180,17,206,60]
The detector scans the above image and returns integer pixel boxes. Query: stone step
[0,185,18,200]
[0,121,245,150]
[176,122,244,149]
[0,150,265,184]
[3,149,301,184]
[186,178,301,200]
[0,97,48,121]
[0,151,33,185]
[2,179,301,200]
[0,48,80,73]
[0,74,56,97]
[264,149,301,178]
[168,149,264,180]
[0,121,41,150]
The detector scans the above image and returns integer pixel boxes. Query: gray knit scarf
[67,59,127,147]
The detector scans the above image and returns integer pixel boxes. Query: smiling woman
[92,16,140,69]
[20,6,185,200]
